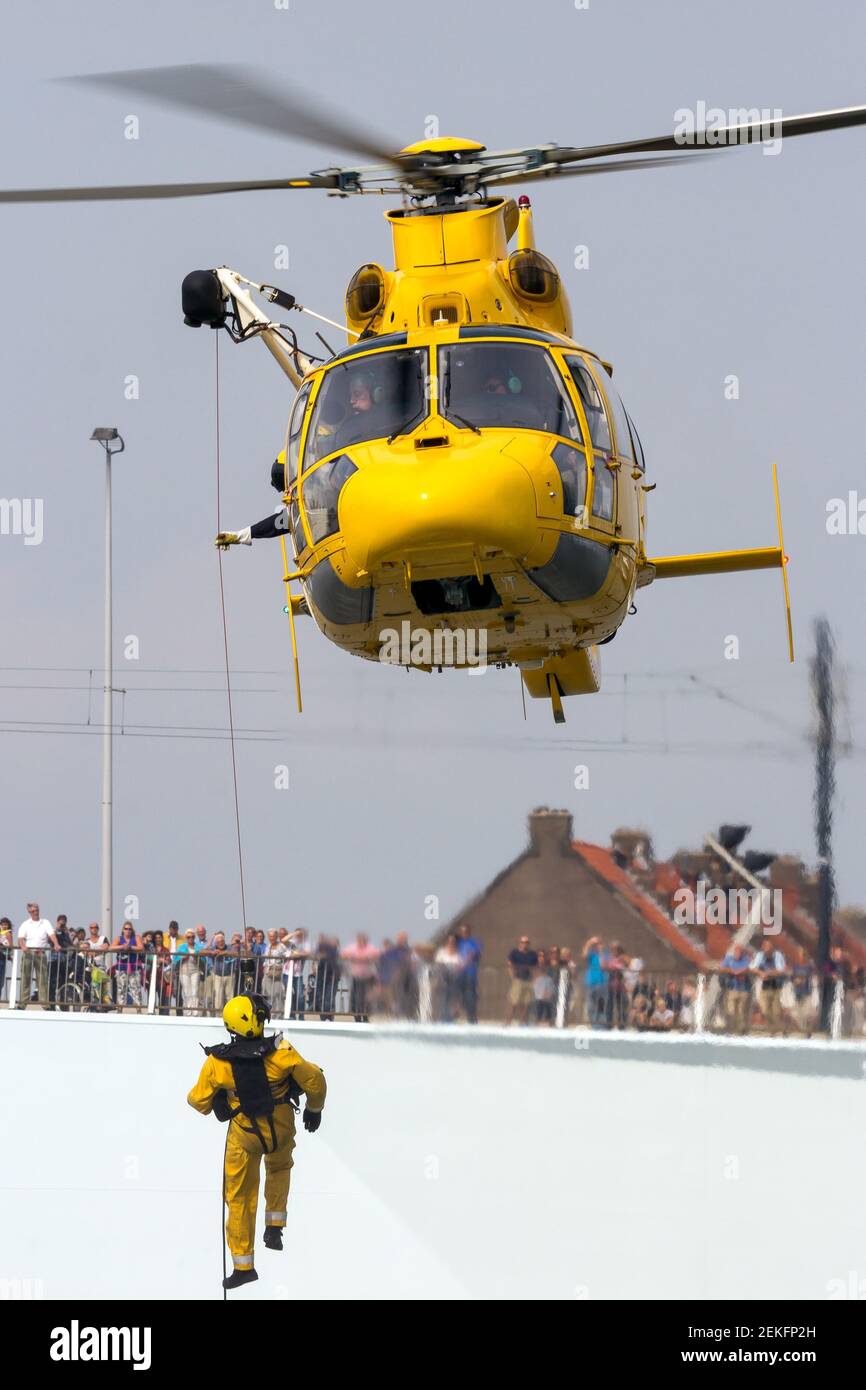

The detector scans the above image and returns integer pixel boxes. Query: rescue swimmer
[187,992,326,1290]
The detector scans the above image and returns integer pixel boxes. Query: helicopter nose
[338,449,539,573]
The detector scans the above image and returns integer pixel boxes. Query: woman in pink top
[341,933,380,1022]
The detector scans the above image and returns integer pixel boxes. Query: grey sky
[2,0,865,939]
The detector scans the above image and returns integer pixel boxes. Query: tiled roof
[572,840,707,967]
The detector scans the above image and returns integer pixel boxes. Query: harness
[204,1034,302,1153]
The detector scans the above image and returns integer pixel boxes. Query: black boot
[223,1267,258,1290]
[263,1226,284,1251]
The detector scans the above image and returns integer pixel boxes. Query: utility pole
[90,428,125,942]
[811,617,836,1032]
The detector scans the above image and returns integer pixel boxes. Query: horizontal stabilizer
[648,546,782,580]
[645,465,793,661]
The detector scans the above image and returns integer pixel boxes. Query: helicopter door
[591,367,642,545]
[563,356,616,530]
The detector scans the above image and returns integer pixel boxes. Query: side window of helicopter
[303,350,427,466]
[287,382,313,485]
[627,412,645,472]
[563,356,612,457]
[544,360,583,442]
[289,496,305,555]
[302,454,358,545]
[438,343,579,436]
[591,463,615,522]
[596,374,634,464]
[551,442,587,518]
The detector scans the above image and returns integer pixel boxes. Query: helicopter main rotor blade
[60,63,402,167]
[542,103,866,166]
[0,175,338,203]
[483,152,712,187]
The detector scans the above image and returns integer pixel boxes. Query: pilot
[215,453,290,548]
[187,992,326,1290]
[475,364,543,429]
[482,372,508,395]
[334,369,384,449]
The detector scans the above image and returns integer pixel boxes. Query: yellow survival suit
[188,993,326,1288]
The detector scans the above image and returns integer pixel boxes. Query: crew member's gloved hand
[215,527,252,549]
[303,1108,321,1133]
[212,1089,233,1123]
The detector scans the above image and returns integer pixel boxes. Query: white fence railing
[0,949,855,1036]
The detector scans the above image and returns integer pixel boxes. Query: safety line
[215,332,249,935]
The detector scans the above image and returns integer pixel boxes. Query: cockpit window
[438,344,581,440]
[563,356,612,456]
[304,349,427,467]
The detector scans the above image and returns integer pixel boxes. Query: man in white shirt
[17,902,59,1008]
[282,929,308,1019]
[262,929,287,1018]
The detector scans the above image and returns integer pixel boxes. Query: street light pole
[811,616,836,1032]
[90,428,125,942]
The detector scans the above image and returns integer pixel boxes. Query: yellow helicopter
[7,67,866,722]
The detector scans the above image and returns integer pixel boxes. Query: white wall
[2,1013,865,1301]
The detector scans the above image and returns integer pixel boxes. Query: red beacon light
[518,194,531,208]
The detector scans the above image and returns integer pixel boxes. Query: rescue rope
[216,332,247,1297]
[215,332,249,934]
[221,1125,230,1301]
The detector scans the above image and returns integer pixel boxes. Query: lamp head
[90,427,125,454]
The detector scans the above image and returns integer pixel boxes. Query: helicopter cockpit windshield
[438,343,582,440]
[304,348,427,466]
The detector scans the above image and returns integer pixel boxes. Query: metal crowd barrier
[0,949,856,1038]
[0,948,357,1020]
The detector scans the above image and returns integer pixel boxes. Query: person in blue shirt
[207,931,239,1015]
[790,947,815,1036]
[752,941,787,1035]
[457,923,482,1024]
[582,936,607,1027]
[172,928,204,1015]
[719,942,753,1034]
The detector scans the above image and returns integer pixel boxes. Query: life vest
[203,1034,300,1152]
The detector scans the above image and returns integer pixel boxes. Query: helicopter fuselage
[283,194,648,708]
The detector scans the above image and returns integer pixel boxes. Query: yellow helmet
[222,994,269,1039]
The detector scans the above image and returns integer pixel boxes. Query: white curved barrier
[1,1012,864,1300]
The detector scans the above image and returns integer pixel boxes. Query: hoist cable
[215,332,248,934]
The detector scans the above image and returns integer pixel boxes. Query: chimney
[610,827,654,866]
[768,855,807,891]
[528,807,573,856]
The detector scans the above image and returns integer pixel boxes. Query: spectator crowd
[3,903,864,1037]
[1,905,483,1025]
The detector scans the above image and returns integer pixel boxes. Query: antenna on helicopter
[315,331,337,358]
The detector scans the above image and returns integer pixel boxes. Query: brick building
[442,807,706,976]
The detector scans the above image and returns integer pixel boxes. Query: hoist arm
[213,267,312,387]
